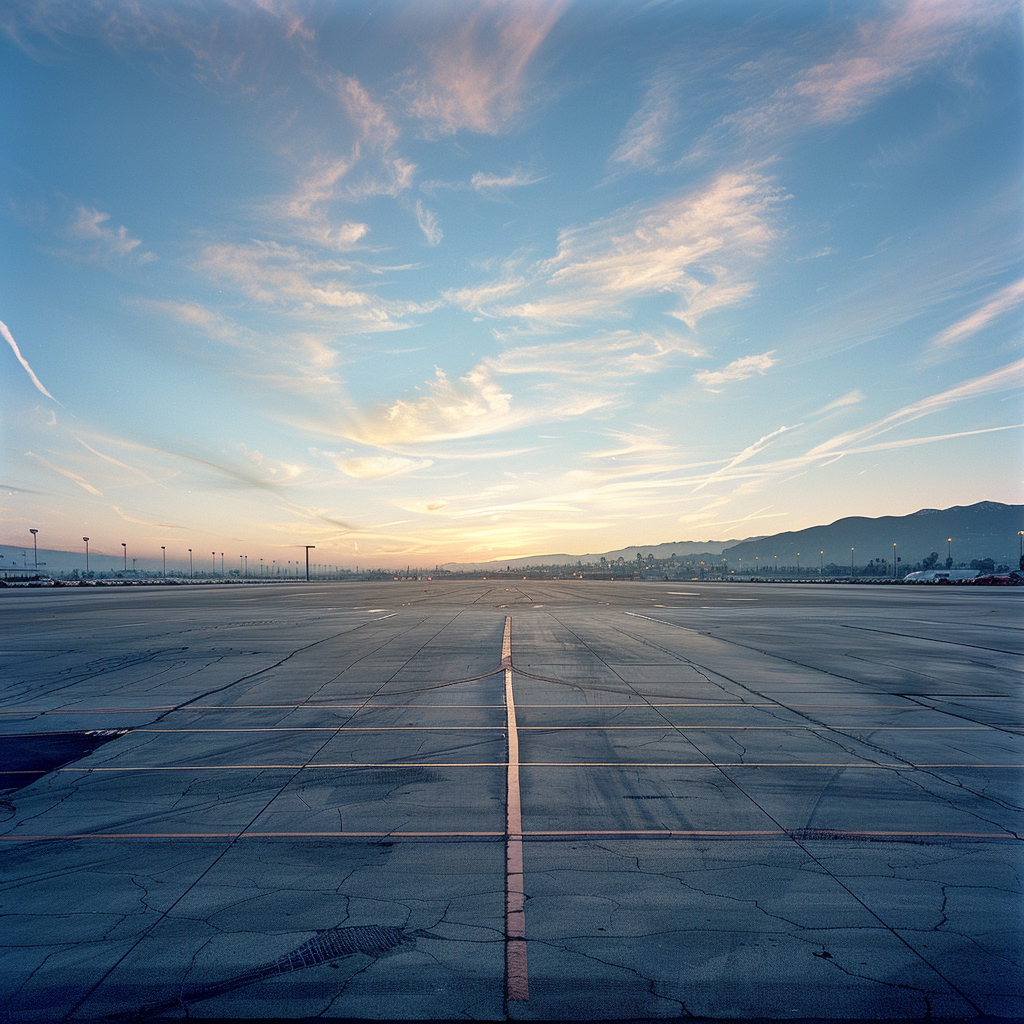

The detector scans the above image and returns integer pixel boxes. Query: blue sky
[2,0,1022,569]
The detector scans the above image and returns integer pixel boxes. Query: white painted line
[504,615,529,1003]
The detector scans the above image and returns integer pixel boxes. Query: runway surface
[1,580,1021,1020]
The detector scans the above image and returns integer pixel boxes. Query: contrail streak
[0,319,60,403]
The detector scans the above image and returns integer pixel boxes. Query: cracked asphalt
[0,580,1021,1020]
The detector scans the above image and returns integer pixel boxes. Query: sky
[1,0,1022,571]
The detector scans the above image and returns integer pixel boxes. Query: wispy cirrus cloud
[193,241,423,330]
[275,154,371,248]
[556,362,1023,520]
[443,273,527,311]
[693,351,777,391]
[135,299,243,346]
[485,330,705,381]
[693,423,797,492]
[611,67,677,170]
[276,74,413,243]
[421,166,544,195]
[26,452,102,495]
[344,366,511,445]
[404,0,566,135]
[456,170,784,330]
[713,0,1008,150]
[471,167,545,191]
[1,319,59,402]
[135,299,354,388]
[336,455,434,479]
[0,0,310,83]
[334,73,400,150]
[342,363,610,447]
[928,276,1024,352]
[811,390,865,416]
[805,357,1024,459]
[415,200,443,245]
[66,206,155,267]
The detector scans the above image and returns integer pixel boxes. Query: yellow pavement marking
[1,829,1013,842]
[32,762,1021,772]
[129,725,994,733]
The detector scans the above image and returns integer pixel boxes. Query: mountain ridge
[445,501,1023,570]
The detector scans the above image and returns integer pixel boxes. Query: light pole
[796,552,800,575]
[260,558,263,576]
[851,547,855,578]
[893,542,898,580]
[305,545,315,582]
[220,552,224,575]
[29,528,38,569]
[774,555,777,575]
[947,537,953,568]
[239,555,243,576]
[161,546,166,576]
[83,537,90,574]
[212,551,216,576]
[1019,531,1024,570]
[122,542,127,571]
[820,550,824,576]
[188,548,193,578]
[244,555,248,577]
[755,556,758,575]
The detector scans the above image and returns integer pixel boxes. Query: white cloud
[345,366,513,445]
[343,364,610,446]
[487,171,784,329]
[405,0,566,135]
[929,276,1024,350]
[443,275,527,311]
[805,357,1024,459]
[692,422,797,492]
[135,300,242,345]
[0,319,59,401]
[485,330,705,381]
[471,168,545,190]
[275,155,372,248]
[415,200,443,246]
[586,429,677,460]
[194,241,413,330]
[335,74,400,150]
[67,206,155,266]
[26,452,102,495]
[718,0,1008,147]
[811,390,865,416]
[336,455,434,479]
[694,351,777,391]
[611,68,676,169]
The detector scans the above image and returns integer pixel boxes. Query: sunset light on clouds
[1,0,1021,568]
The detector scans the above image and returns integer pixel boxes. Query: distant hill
[443,501,1022,571]
[722,502,1023,568]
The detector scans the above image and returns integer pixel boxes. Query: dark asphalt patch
[0,730,127,790]
[135,924,415,1019]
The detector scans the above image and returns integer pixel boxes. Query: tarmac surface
[1,580,1021,1021]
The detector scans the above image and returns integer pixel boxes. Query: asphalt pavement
[1,580,1021,1020]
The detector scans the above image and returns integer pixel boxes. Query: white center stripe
[503,616,529,1003]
